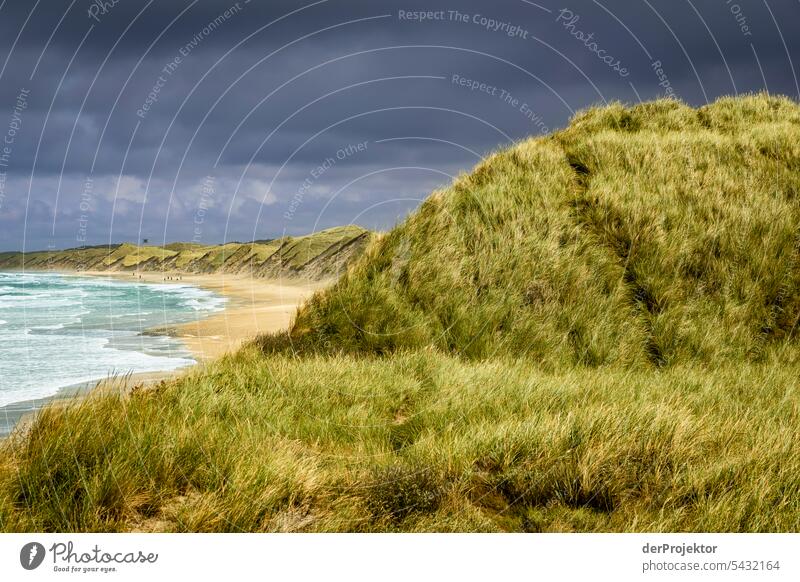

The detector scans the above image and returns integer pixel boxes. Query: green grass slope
[1,349,796,533]
[0,225,372,281]
[1,95,798,533]
[289,95,799,366]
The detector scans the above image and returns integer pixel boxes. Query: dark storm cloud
[0,0,797,249]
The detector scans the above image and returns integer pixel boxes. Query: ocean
[0,272,226,431]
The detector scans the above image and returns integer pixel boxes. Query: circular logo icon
[20,542,46,570]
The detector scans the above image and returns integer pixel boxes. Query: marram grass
[1,94,798,532]
[1,348,798,532]
[291,95,800,366]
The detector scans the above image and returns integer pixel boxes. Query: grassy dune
[1,348,796,532]
[291,96,800,365]
[1,94,798,532]
[0,225,372,280]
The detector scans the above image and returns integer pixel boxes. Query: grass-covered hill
[1,95,798,533]
[0,225,372,280]
[288,96,800,366]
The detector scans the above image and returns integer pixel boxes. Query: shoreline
[0,269,329,438]
[80,271,330,361]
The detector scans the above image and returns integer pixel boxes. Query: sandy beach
[0,271,330,438]
[82,271,330,361]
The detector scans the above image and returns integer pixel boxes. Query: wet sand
[151,273,326,360]
[81,271,329,360]
[0,271,330,438]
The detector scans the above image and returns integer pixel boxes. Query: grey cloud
[0,0,797,250]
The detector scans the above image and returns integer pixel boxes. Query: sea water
[0,272,226,410]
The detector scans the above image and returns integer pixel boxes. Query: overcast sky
[0,0,797,250]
